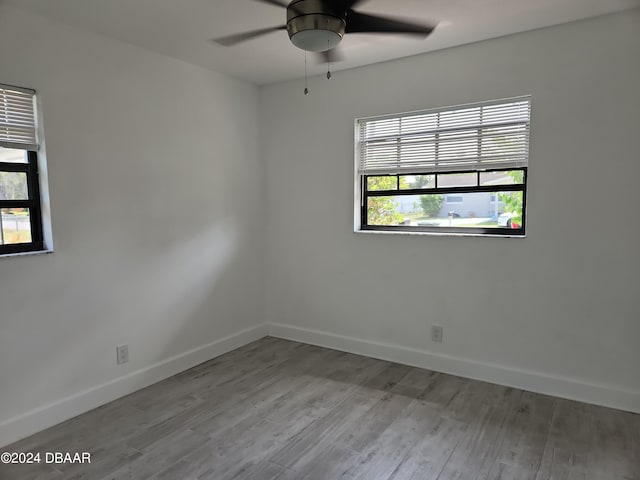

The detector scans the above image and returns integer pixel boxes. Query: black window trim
[361,167,528,237]
[0,150,45,255]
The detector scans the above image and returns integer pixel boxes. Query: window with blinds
[0,84,37,151]
[0,83,45,255]
[355,97,530,236]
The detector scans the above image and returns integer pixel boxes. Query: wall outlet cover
[431,326,443,343]
[116,345,129,365]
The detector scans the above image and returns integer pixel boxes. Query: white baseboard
[267,322,640,414]
[0,324,268,448]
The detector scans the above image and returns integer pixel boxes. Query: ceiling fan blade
[341,0,368,9]
[252,0,289,8]
[314,46,346,64]
[345,11,435,36]
[212,25,286,47]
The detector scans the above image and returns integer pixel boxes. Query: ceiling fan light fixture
[212,0,437,64]
[287,13,345,52]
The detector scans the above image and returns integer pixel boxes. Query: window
[0,84,45,255]
[356,97,530,236]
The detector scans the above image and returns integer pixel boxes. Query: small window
[0,84,46,255]
[356,97,530,236]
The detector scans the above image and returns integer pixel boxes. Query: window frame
[0,150,45,254]
[355,96,531,237]
[360,167,528,236]
[0,82,49,256]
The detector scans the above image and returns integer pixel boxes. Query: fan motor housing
[286,0,346,52]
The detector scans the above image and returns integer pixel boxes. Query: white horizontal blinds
[0,83,38,151]
[358,97,530,175]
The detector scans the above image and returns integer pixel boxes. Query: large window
[0,84,44,255]
[356,97,530,236]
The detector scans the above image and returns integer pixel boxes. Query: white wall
[262,11,640,412]
[0,6,266,445]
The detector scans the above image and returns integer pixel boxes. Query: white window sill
[0,249,54,260]
[354,229,526,239]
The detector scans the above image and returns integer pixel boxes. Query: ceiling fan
[212,0,436,63]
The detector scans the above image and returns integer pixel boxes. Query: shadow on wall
[13,220,240,410]
[122,219,240,362]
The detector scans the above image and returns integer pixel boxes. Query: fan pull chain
[304,52,309,95]
[326,21,332,80]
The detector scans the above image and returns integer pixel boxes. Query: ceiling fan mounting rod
[286,0,346,52]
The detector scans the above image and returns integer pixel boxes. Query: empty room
[1,0,639,479]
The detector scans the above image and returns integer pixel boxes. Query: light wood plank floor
[2,337,639,480]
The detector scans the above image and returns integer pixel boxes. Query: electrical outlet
[431,325,443,343]
[116,345,129,365]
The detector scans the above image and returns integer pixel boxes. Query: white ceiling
[3,0,639,85]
